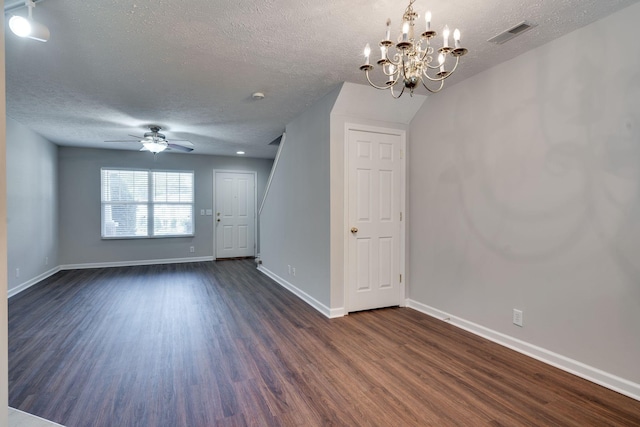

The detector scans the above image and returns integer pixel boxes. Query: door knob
[217,219,221,222]
[350,227,358,233]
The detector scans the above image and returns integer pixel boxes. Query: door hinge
[400,212,403,221]
[400,274,402,283]
[400,149,404,159]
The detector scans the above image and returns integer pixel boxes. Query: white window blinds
[101,169,194,238]
[152,171,194,236]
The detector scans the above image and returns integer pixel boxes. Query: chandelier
[359,0,468,98]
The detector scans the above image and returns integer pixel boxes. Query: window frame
[101,168,195,239]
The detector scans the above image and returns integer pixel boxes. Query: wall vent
[488,21,537,44]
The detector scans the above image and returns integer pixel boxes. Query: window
[101,169,194,238]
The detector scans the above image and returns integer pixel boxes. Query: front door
[215,171,256,259]
[347,128,404,312]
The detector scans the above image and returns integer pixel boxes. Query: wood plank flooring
[9,260,640,426]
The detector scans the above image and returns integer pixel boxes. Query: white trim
[59,256,214,271]
[258,265,345,319]
[259,132,286,215]
[9,407,65,426]
[343,123,407,313]
[407,299,640,402]
[213,170,258,259]
[8,266,61,298]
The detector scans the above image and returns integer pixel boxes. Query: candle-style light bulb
[385,18,391,41]
[388,64,396,81]
[380,45,387,60]
[438,53,445,72]
[364,43,371,65]
[402,21,409,41]
[425,11,432,31]
[454,28,461,48]
[443,25,450,48]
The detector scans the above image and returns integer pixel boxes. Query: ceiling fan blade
[167,140,194,147]
[128,134,145,139]
[167,143,194,152]
[105,139,139,143]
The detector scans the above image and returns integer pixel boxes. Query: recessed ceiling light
[236,151,245,155]
[251,92,265,100]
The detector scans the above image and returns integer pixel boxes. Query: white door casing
[214,171,256,259]
[346,127,405,312]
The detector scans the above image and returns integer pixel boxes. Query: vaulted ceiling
[4,0,638,158]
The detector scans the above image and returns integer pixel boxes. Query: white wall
[259,85,341,311]
[7,119,58,295]
[408,2,640,396]
[0,6,8,421]
[58,147,272,266]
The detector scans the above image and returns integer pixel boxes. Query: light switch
[206,209,213,216]
[200,209,205,216]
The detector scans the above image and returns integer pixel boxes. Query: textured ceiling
[4,0,639,158]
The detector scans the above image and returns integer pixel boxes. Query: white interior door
[347,128,403,312]
[215,171,256,259]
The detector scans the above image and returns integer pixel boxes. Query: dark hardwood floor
[8,260,640,426]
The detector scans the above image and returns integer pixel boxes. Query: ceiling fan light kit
[9,0,50,42]
[142,140,168,154]
[360,0,468,98]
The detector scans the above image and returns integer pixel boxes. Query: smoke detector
[252,92,265,100]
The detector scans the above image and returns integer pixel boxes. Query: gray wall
[259,86,341,308]
[7,118,58,293]
[408,3,640,385]
[58,147,272,265]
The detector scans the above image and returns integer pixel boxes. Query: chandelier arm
[420,78,445,93]
[418,49,430,62]
[447,55,461,74]
[364,70,393,90]
[389,84,405,99]
[425,59,444,70]
[422,56,460,82]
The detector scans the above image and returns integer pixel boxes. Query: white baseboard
[59,256,214,270]
[8,266,61,298]
[257,265,345,318]
[8,257,216,298]
[406,299,640,402]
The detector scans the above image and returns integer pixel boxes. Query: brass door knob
[350,227,358,233]
[217,219,221,222]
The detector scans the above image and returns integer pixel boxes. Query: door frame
[213,169,258,260]
[343,123,407,313]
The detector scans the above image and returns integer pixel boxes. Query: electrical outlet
[513,309,523,327]
[189,246,195,253]
[200,209,205,216]
[292,267,296,276]
[16,268,20,278]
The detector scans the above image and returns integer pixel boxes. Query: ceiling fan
[106,125,194,154]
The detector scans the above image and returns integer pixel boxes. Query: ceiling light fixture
[9,0,49,42]
[236,151,245,155]
[142,139,168,154]
[360,0,468,98]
